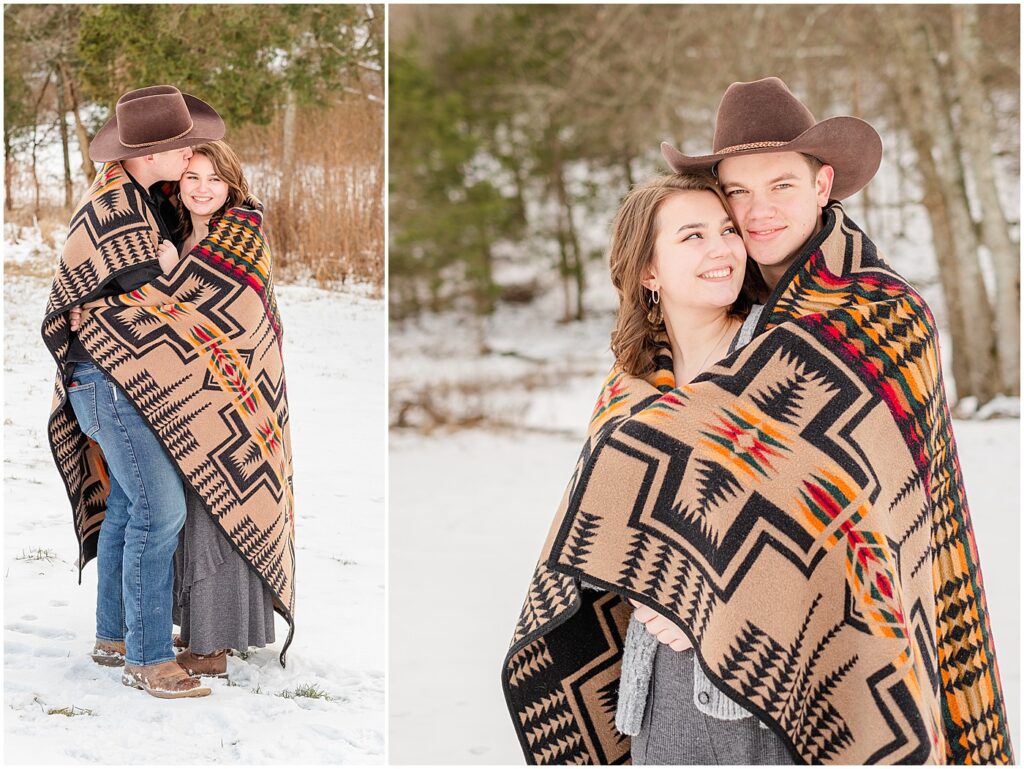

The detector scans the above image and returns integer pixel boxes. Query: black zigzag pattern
[518,687,592,764]
[50,260,100,311]
[662,552,693,620]
[119,370,209,463]
[618,530,650,592]
[683,568,717,644]
[226,513,287,596]
[191,456,235,517]
[693,457,743,514]
[749,369,809,426]
[594,677,627,748]
[566,511,601,567]
[642,542,673,600]
[507,638,553,689]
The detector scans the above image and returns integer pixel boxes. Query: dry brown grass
[5,97,384,290]
[389,366,597,435]
[235,98,384,289]
[4,205,69,279]
[5,204,70,237]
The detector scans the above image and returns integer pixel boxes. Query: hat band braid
[119,118,195,149]
[717,140,788,155]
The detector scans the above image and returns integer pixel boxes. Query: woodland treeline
[390,5,1020,404]
[5,4,384,286]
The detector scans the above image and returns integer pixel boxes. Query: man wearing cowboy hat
[639,77,1012,763]
[616,78,888,753]
[51,85,224,699]
[662,77,882,292]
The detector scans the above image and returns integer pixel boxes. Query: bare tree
[898,9,1001,401]
[390,5,1020,406]
[950,5,1019,393]
[58,60,96,183]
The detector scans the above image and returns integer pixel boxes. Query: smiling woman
[180,155,228,217]
[608,173,764,384]
[642,191,746,384]
[173,140,252,255]
[587,172,790,763]
[161,139,285,680]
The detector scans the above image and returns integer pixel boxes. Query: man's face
[717,152,833,286]
[149,146,194,181]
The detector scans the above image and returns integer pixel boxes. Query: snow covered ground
[389,298,1021,764]
[4,262,385,763]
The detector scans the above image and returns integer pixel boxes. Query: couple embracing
[42,86,295,699]
[504,78,1013,764]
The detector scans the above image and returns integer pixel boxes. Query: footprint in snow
[6,641,68,658]
[5,622,76,640]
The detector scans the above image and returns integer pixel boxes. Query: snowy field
[389,296,1021,764]
[4,259,385,763]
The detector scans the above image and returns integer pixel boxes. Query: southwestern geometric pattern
[43,163,295,662]
[502,204,1012,764]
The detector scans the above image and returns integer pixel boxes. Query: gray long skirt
[172,491,275,655]
[632,645,795,765]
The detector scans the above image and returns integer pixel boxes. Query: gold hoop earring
[646,288,662,326]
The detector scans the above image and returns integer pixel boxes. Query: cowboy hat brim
[661,116,882,201]
[89,93,226,163]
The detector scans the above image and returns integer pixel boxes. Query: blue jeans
[66,361,186,666]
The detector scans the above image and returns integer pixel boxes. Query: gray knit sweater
[615,305,766,736]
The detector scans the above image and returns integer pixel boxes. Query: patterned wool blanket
[502,204,1013,765]
[43,163,295,663]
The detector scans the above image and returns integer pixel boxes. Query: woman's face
[179,153,229,220]
[645,190,747,316]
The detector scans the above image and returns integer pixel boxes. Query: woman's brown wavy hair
[609,173,767,379]
[173,140,252,240]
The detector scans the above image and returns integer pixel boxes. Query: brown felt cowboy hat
[89,85,225,163]
[661,77,882,200]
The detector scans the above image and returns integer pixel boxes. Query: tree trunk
[889,10,1000,404]
[549,132,573,323]
[55,63,73,208]
[901,106,973,402]
[276,87,299,268]
[4,129,14,212]
[890,130,907,240]
[888,56,971,393]
[950,5,1019,393]
[31,124,40,217]
[622,152,634,188]
[60,63,96,183]
[568,204,585,321]
[29,73,51,218]
[739,6,768,81]
[555,222,572,323]
[552,143,585,321]
[476,240,496,315]
[850,69,873,232]
[886,11,993,403]
[282,87,298,172]
[505,146,529,228]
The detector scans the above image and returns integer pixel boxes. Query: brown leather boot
[91,638,126,667]
[176,648,228,678]
[122,660,212,698]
